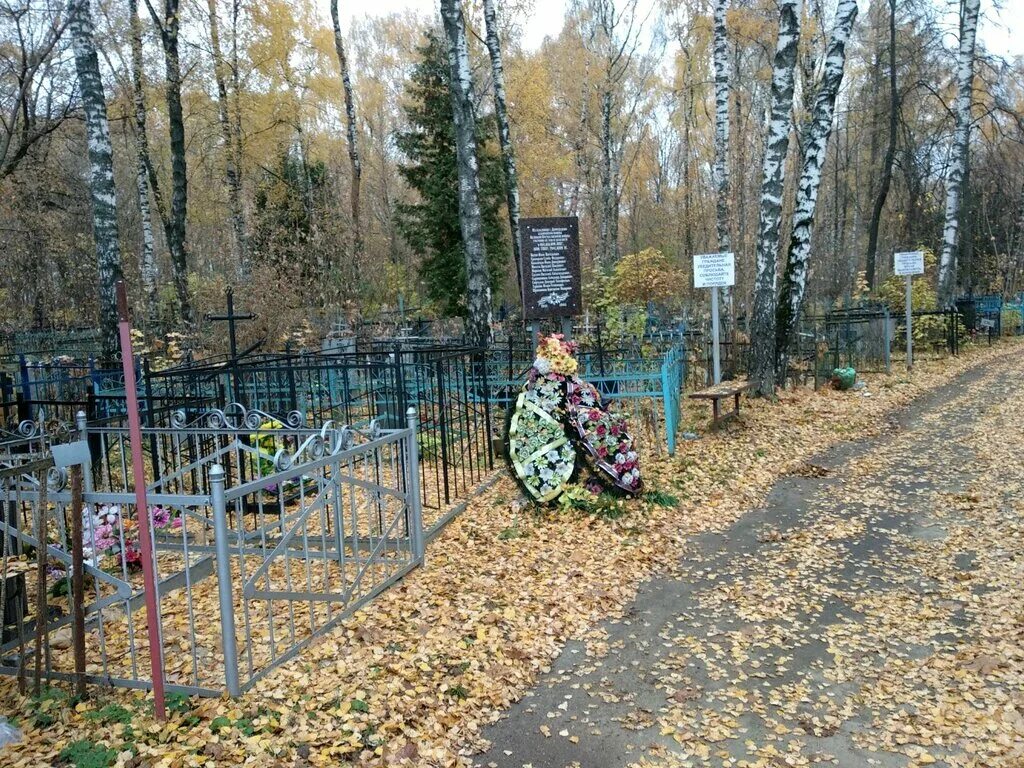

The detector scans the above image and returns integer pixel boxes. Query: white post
[905,274,913,371]
[693,252,734,385]
[405,407,425,563]
[210,465,240,697]
[711,286,722,385]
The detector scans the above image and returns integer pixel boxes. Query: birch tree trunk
[711,0,733,328]
[128,0,158,327]
[145,0,194,327]
[865,0,897,292]
[440,0,493,347]
[330,0,363,263]
[775,0,859,379]
[69,0,123,361]
[599,86,616,268]
[207,0,248,275]
[482,0,525,309]
[749,0,801,396]
[937,0,980,304]
[712,0,731,254]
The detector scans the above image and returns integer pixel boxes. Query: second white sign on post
[893,251,924,370]
[893,250,925,277]
[694,252,735,385]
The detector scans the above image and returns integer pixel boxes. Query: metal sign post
[893,251,925,372]
[115,281,166,720]
[710,286,721,384]
[693,252,736,385]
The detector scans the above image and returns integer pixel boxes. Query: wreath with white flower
[506,378,577,502]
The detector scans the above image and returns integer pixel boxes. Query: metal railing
[0,408,424,697]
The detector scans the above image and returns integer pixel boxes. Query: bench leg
[734,393,741,416]
[712,398,720,423]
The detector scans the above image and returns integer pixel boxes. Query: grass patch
[83,704,132,726]
[445,684,469,700]
[497,525,526,540]
[58,739,117,768]
[643,489,679,508]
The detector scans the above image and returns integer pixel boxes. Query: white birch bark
[749,0,801,396]
[937,0,980,303]
[712,0,733,327]
[440,0,493,347]
[776,0,859,377]
[69,0,124,360]
[482,0,524,308]
[329,0,363,261]
[129,0,158,326]
[599,86,616,267]
[712,0,731,254]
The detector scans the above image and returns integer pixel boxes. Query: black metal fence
[144,345,495,514]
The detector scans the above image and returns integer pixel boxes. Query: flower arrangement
[82,503,178,571]
[566,378,642,493]
[505,334,643,504]
[531,334,579,378]
[507,380,576,503]
[252,420,284,478]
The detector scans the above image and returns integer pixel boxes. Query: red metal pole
[116,281,166,720]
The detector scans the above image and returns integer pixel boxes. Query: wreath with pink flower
[505,334,643,503]
[566,378,643,494]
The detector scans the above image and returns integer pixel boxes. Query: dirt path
[477,355,1024,768]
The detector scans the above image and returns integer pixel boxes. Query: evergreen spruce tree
[397,31,506,319]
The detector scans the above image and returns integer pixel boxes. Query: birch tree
[439,0,493,347]
[128,0,159,325]
[207,0,248,274]
[330,0,363,261]
[937,0,980,303]
[711,0,730,254]
[68,0,123,359]
[710,0,733,334]
[775,0,859,378]
[574,0,661,269]
[482,0,524,307]
[749,0,801,396]
[143,0,194,327]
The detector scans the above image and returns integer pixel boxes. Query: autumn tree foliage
[0,0,1018,357]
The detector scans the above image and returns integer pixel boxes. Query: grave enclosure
[1,406,423,697]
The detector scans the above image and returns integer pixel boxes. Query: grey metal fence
[0,407,424,697]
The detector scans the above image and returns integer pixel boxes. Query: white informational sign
[893,251,925,276]
[980,317,996,329]
[693,252,736,289]
[894,251,924,370]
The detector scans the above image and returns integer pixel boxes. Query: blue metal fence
[482,340,687,456]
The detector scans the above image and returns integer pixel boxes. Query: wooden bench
[689,380,755,426]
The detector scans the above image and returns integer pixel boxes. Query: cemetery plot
[0,412,423,697]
